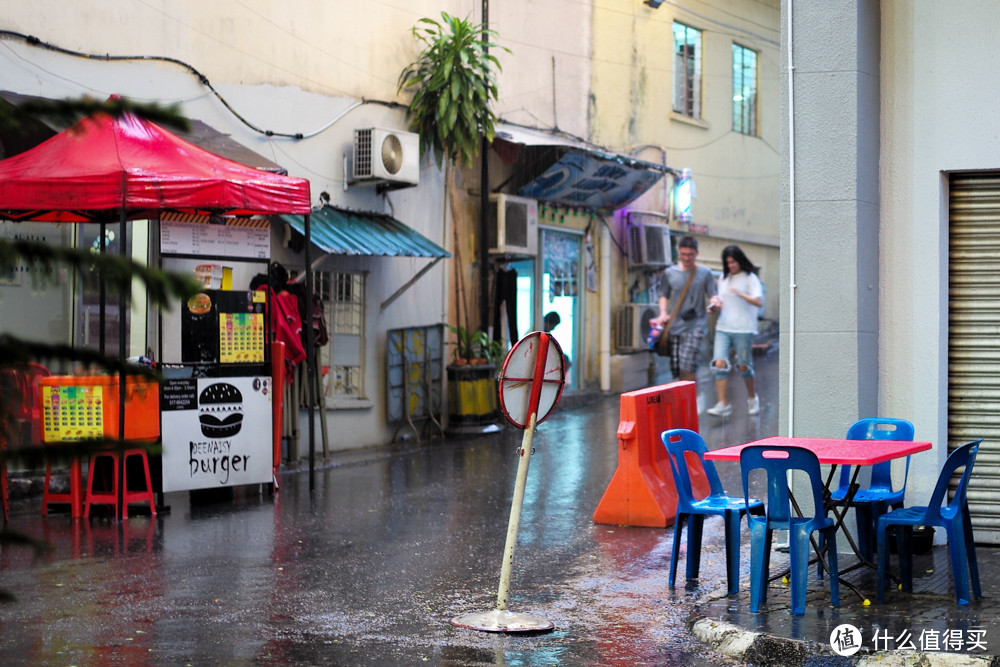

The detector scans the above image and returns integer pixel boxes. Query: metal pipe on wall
[786,0,797,436]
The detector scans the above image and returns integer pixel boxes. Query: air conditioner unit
[616,303,660,352]
[488,194,538,256]
[627,221,672,268]
[352,127,420,186]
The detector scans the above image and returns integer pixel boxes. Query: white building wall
[787,0,1000,504]
[881,0,1000,497]
[0,0,591,451]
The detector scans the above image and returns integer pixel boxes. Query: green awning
[280,205,450,258]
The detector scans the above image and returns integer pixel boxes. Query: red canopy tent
[0,104,320,494]
[0,108,310,221]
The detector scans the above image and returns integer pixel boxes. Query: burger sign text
[160,377,273,492]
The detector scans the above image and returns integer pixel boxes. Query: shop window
[673,22,702,119]
[732,43,758,136]
[316,270,366,400]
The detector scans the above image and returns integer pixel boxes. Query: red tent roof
[0,110,311,222]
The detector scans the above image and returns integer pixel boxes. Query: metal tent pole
[304,213,315,491]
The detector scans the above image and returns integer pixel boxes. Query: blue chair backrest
[741,445,826,526]
[925,440,981,523]
[843,417,915,490]
[661,429,724,510]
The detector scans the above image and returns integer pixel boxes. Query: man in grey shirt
[654,235,721,382]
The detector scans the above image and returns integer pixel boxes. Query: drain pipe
[600,219,612,392]
[786,0,797,436]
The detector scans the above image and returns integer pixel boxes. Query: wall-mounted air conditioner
[627,221,672,268]
[352,127,419,186]
[488,194,538,257]
[616,303,660,352]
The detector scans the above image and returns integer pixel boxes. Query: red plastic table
[705,436,933,596]
[703,436,932,466]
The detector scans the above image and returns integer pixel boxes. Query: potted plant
[444,324,505,432]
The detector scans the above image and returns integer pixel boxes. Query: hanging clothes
[493,266,518,343]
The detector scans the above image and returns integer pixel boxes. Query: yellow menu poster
[219,312,265,363]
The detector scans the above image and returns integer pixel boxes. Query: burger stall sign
[160,377,273,492]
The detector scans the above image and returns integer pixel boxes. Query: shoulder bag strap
[659,266,697,342]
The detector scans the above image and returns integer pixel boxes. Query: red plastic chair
[0,362,50,446]
[0,362,50,521]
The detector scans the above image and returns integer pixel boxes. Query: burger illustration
[198,382,244,438]
[187,292,212,315]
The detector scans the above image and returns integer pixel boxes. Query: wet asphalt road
[0,349,779,666]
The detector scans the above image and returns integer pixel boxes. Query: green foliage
[445,324,505,368]
[397,12,509,168]
[0,96,189,134]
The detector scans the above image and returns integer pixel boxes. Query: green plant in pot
[446,325,505,368]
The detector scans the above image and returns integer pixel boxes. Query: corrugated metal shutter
[948,172,1000,544]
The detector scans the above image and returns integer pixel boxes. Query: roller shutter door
[949,172,1000,544]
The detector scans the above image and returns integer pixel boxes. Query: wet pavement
[1,346,997,665]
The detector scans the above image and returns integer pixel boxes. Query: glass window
[316,270,366,399]
[733,43,758,135]
[673,22,702,119]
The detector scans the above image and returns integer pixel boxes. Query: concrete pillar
[780,0,880,436]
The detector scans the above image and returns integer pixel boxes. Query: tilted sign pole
[451,331,565,633]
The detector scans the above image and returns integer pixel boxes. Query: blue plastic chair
[740,445,840,615]
[876,439,982,605]
[828,418,915,561]
[662,429,764,595]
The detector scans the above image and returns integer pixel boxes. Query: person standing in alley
[706,244,763,417]
[654,236,721,383]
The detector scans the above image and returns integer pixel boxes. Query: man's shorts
[668,331,705,378]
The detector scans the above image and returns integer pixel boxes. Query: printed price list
[219,312,265,363]
[41,385,104,441]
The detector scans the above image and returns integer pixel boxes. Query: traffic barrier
[593,381,708,527]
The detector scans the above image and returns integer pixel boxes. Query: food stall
[157,215,275,492]
[0,102,314,504]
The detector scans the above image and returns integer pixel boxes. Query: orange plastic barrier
[593,381,708,527]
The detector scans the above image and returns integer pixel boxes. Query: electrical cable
[0,29,406,140]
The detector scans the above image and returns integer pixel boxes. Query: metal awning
[492,121,672,211]
[280,205,450,258]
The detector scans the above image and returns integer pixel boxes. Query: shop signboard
[160,376,273,492]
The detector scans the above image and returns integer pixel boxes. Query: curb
[690,618,997,666]
[690,618,820,665]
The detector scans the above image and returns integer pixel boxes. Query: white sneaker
[748,395,760,416]
[706,401,733,417]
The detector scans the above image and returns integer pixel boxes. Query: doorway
[541,228,582,388]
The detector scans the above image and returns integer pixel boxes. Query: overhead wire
[0,29,406,140]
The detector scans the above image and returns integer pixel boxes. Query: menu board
[160,220,269,259]
[41,385,104,442]
[220,312,266,363]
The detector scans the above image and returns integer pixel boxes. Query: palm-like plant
[397,12,507,168]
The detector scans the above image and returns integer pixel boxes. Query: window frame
[672,22,703,119]
[732,42,759,136]
[315,269,368,405]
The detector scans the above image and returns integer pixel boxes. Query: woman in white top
[706,245,764,417]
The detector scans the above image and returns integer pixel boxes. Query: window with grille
[673,22,702,119]
[316,270,366,399]
[732,43,758,136]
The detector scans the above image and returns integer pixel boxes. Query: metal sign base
[449,609,554,633]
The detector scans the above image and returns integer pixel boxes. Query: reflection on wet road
[0,351,779,665]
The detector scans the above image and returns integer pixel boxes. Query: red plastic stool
[84,449,156,519]
[43,458,84,517]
